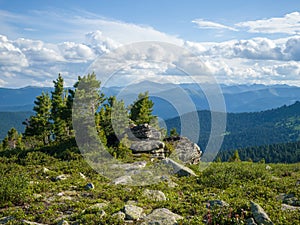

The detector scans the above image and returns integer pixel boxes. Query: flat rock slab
[141,208,183,225]
[161,158,196,177]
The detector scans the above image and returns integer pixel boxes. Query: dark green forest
[165,102,300,152]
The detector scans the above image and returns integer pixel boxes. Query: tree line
[0,73,156,158]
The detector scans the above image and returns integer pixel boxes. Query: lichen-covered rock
[124,204,144,220]
[164,136,202,164]
[130,140,165,153]
[128,123,161,140]
[208,200,229,207]
[250,201,274,225]
[142,189,167,201]
[0,216,14,224]
[141,208,183,225]
[161,158,196,177]
[112,211,126,221]
[246,218,257,225]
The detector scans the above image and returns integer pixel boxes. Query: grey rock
[277,193,299,206]
[0,216,14,224]
[296,180,300,186]
[130,140,165,153]
[112,211,126,221]
[85,182,94,190]
[246,218,257,225]
[208,200,229,207]
[165,136,202,164]
[57,220,69,225]
[124,204,144,220]
[21,220,47,225]
[112,175,133,185]
[142,189,167,201]
[88,202,107,210]
[55,174,68,181]
[250,201,274,225]
[79,172,86,180]
[281,204,300,211]
[161,158,196,177]
[141,208,183,225]
[111,161,147,171]
[128,123,161,140]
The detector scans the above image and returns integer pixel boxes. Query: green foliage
[23,92,52,145]
[129,91,156,125]
[2,127,24,150]
[228,150,241,162]
[170,127,179,137]
[0,164,30,207]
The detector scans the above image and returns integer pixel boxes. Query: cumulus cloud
[59,42,96,62]
[236,12,300,35]
[192,19,238,31]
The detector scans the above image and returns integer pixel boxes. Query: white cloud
[236,12,300,35]
[192,19,237,31]
[59,42,96,62]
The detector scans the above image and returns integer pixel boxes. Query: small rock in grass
[85,182,94,190]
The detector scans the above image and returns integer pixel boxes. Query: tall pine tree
[129,91,156,125]
[23,92,52,145]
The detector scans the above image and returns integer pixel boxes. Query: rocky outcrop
[164,136,202,164]
[250,201,274,225]
[128,124,168,159]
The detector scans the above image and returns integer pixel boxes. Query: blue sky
[1,0,300,87]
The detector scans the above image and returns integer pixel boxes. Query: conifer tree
[129,91,156,125]
[51,74,68,140]
[23,92,52,145]
[2,128,24,150]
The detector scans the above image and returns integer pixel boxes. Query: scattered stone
[296,180,300,186]
[112,175,133,185]
[164,136,202,164]
[85,182,94,190]
[161,158,196,177]
[112,211,126,221]
[21,220,47,225]
[281,204,300,211]
[141,208,183,225]
[277,193,299,206]
[124,204,144,220]
[110,161,147,171]
[57,220,69,225]
[55,174,68,181]
[43,167,50,174]
[142,189,167,201]
[79,172,86,180]
[208,200,229,207]
[0,216,14,224]
[265,165,272,170]
[88,202,108,210]
[246,218,257,225]
[250,201,274,225]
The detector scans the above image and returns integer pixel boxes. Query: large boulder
[250,201,274,225]
[161,158,196,177]
[142,189,167,201]
[130,140,165,153]
[124,204,144,220]
[164,136,202,164]
[141,208,183,225]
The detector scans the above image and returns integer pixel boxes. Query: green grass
[0,153,299,224]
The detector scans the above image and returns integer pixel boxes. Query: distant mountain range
[1,82,300,145]
[1,82,300,118]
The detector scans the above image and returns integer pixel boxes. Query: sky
[1,0,300,87]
